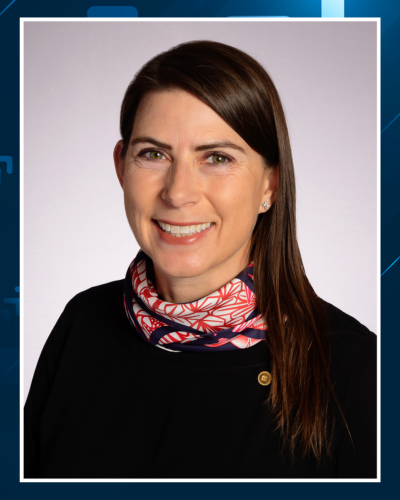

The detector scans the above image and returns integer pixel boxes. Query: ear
[258,166,279,214]
[113,140,125,189]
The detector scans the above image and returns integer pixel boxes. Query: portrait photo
[21,18,378,480]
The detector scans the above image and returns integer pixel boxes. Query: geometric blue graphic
[0,0,16,17]
[2,286,19,316]
[381,111,400,134]
[0,155,12,184]
[87,6,138,17]
[381,255,400,276]
[321,0,344,17]
[0,349,19,384]
[3,298,19,316]
[228,16,289,18]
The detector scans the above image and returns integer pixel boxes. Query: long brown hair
[119,40,343,462]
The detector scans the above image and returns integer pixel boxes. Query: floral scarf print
[124,250,267,352]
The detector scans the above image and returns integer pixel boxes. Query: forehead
[132,90,244,144]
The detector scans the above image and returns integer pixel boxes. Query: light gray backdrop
[23,20,378,400]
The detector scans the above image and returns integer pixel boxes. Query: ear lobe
[258,166,279,214]
[113,140,125,188]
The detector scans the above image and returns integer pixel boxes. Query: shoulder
[321,301,377,477]
[67,279,125,311]
[322,299,374,336]
[30,279,128,375]
[321,299,376,404]
[46,279,127,351]
[322,299,376,352]
[61,279,126,325]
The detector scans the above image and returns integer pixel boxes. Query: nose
[161,158,201,208]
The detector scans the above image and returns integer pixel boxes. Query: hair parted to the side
[119,40,348,463]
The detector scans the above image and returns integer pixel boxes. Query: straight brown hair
[119,40,345,463]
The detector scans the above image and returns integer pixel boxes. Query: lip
[152,219,214,246]
[154,219,212,226]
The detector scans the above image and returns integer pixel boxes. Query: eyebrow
[194,141,246,155]
[130,136,247,155]
[130,136,172,150]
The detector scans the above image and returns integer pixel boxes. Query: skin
[114,90,277,304]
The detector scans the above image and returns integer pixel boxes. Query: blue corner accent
[382,111,400,134]
[0,0,16,17]
[321,0,344,17]
[381,255,400,277]
[14,286,19,293]
[3,298,19,316]
[0,156,13,184]
[0,155,12,174]
[87,6,138,17]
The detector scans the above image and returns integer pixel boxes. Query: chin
[154,252,211,279]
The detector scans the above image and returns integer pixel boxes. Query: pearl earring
[263,201,270,210]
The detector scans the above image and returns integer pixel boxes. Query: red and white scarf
[124,250,267,352]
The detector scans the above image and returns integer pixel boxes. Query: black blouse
[24,280,377,479]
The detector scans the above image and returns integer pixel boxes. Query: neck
[151,250,251,304]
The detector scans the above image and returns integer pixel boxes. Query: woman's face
[115,90,276,295]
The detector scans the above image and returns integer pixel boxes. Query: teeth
[157,220,213,237]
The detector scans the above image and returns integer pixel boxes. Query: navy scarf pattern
[124,250,267,352]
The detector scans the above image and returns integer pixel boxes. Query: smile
[156,220,213,237]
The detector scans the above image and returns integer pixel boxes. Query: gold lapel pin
[258,371,272,386]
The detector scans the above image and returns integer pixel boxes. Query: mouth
[155,220,213,238]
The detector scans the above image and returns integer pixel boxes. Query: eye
[205,154,230,165]
[144,150,166,160]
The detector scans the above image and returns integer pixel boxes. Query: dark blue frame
[1,0,396,496]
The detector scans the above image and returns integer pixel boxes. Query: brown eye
[148,151,164,160]
[211,155,227,164]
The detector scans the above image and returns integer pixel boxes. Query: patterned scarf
[124,250,267,352]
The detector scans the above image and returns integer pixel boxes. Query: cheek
[123,168,160,219]
[212,176,260,230]
[123,175,151,234]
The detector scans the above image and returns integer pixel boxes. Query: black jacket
[24,280,377,479]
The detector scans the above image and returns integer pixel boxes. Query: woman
[24,40,376,479]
